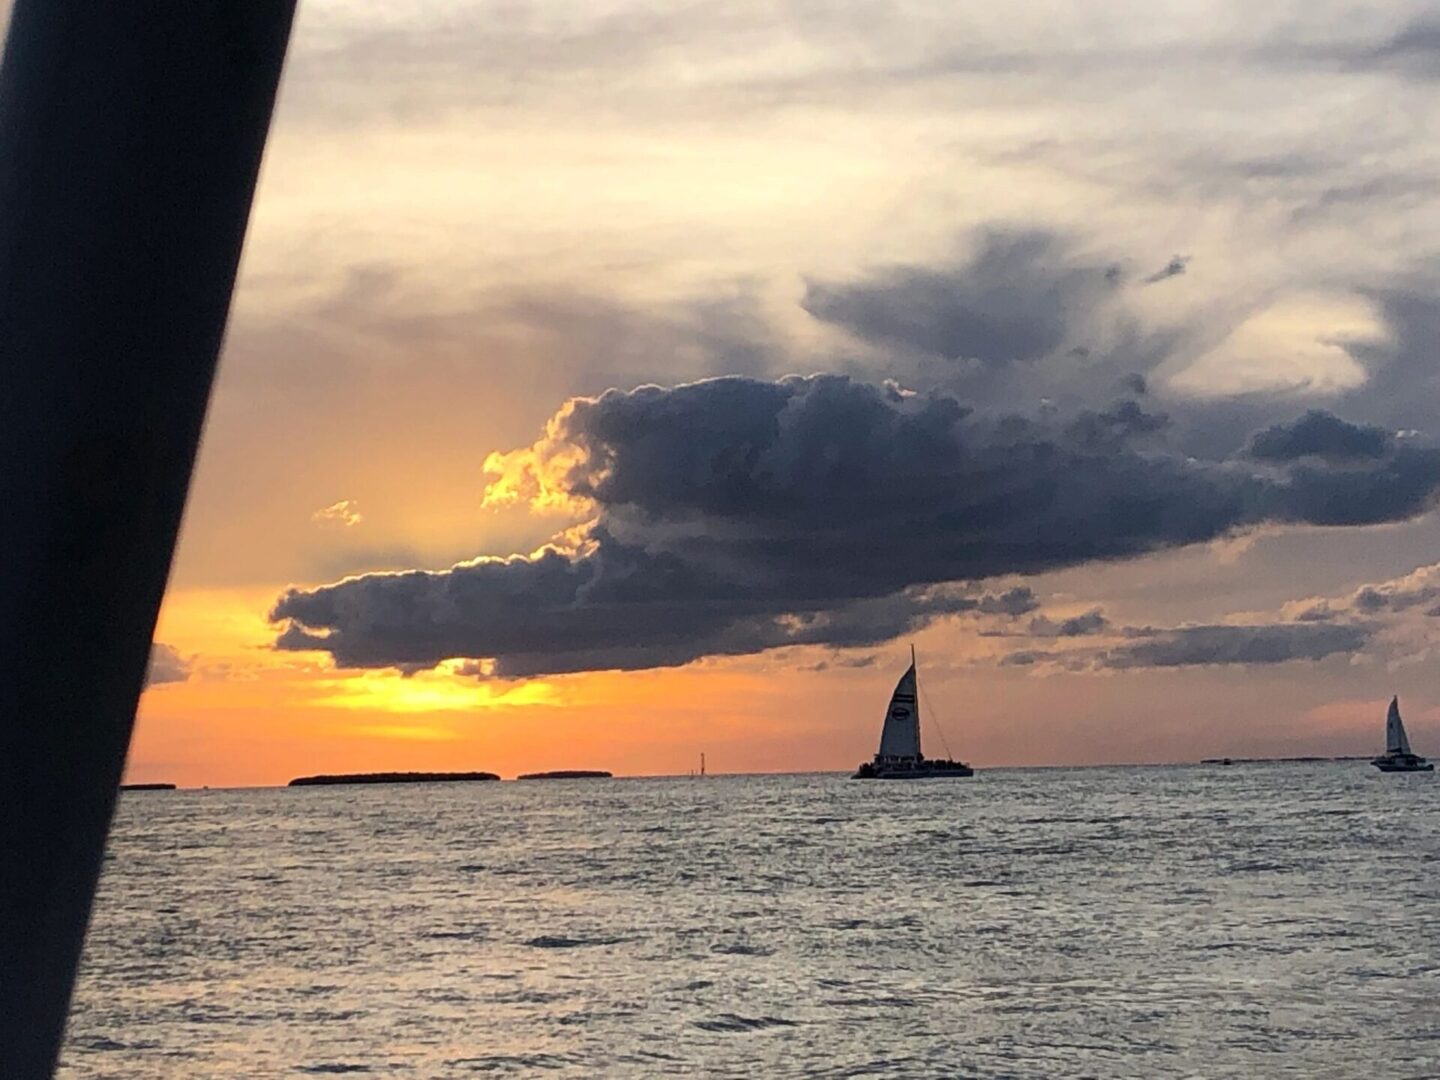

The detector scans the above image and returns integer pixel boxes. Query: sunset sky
[123,0,1440,785]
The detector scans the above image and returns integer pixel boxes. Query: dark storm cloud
[1267,444,1440,525]
[274,537,1021,676]
[145,644,191,687]
[1096,622,1370,669]
[801,230,1118,365]
[273,375,1440,676]
[1064,400,1170,452]
[1248,410,1390,462]
[1247,408,1440,524]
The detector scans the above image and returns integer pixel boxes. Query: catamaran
[852,647,973,779]
[1372,696,1432,772]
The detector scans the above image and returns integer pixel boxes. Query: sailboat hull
[851,760,974,780]
[1372,755,1433,772]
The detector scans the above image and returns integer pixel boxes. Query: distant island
[516,770,612,780]
[1200,756,1370,765]
[288,771,500,787]
[119,782,176,791]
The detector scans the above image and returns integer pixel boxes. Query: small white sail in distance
[876,652,921,760]
[1386,695,1413,756]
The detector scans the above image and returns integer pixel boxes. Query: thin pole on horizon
[0,3,296,1074]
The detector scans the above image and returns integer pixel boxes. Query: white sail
[876,663,921,760]
[1386,696,1412,756]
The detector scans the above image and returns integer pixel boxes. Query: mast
[911,644,920,759]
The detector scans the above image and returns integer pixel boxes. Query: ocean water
[60,765,1440,1078]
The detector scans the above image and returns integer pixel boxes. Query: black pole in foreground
[0,3,296,1074]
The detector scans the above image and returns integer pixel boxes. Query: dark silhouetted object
[288,772,503,787]
[517,770,613,780]
[118,783,178,792]
[0,2,296,1075]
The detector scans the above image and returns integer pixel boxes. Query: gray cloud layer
[1098,622,1371,670]
[273,375,1440,677]
[999,556,1440,673]
[1028,608,1110,638]
[999,613,1372,672]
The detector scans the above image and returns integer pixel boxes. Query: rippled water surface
[61,765,1440,1077]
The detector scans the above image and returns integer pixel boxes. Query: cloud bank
[998,560,1440,673]
[272,375,1440,677]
